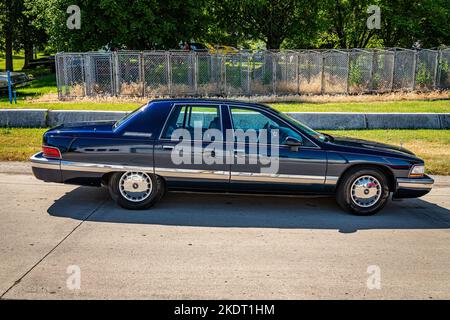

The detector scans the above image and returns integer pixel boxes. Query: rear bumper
[394,175,434,199]
[30,152,62,183]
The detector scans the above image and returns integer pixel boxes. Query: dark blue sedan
[30,99,434,215]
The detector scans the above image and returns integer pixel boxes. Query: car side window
[230,107,304,145]
[161,105,221,140]
[161,105,187,139]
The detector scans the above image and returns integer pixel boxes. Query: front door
[227,105,327,194]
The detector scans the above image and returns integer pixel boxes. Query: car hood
[328,136,416,157]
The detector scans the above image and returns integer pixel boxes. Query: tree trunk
[23,14,34,69]
[5,0,14,71]
[266,36,282,50]
[24,42,34,69]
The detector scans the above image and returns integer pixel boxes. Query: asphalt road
[0,164,449,299]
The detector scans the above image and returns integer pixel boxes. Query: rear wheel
[336,167,390,215]
[108,171,164,210]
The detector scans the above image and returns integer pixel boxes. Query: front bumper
[394,175,434,199]
[30,152,62,183]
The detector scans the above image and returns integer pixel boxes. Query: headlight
[409,165,425,177]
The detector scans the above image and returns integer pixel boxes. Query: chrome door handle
[203,149,216,157]
[162,145,174,150]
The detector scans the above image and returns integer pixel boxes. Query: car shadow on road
[48,186,450,233]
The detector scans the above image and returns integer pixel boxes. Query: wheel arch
[336,163,396,192]
[101,171,167,189]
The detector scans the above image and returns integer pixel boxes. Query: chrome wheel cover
[350,175,382,208]
[119,171,153,202]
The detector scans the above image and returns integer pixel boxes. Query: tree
[207,0,320,49]
[319,0,383,49]
[0,0,48,71]
[2,0,15,71]
[413,0,450,47]
[28,0,208,51]
[320,0,450,49]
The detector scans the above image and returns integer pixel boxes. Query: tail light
[42,146,61,159]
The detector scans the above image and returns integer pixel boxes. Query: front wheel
[336,167,390,215]
[108,171,164,210]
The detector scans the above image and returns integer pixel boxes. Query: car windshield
[263,105,329,142]
[113,104,146,129]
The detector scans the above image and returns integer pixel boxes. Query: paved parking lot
[0,165,449,299]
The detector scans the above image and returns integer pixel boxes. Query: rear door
[154,103,230,190]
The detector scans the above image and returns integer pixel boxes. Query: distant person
[183,41,190,51]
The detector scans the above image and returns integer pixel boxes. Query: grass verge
[324,130,450,175]
[0,128,448,175]
[1,99,449,113]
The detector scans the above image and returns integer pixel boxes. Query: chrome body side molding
[30,152,338,185]
[154,167,229,180]
[60,160,154,173]
[230,172,332,184]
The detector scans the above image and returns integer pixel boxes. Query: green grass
[271,100,450,113]
[0,54,26,71]
[0,128,448,175]
[0,51,49,72]
[0,128,44,161]
[1,98,449,113]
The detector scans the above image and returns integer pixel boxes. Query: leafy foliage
[1,0,449,64]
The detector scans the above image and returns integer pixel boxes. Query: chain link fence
[56,48,450,99]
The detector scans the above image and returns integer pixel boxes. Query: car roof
[148,98,272,110]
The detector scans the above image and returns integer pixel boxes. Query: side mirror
[284,136,302,151]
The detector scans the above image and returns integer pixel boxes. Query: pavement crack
[0,198,107,299]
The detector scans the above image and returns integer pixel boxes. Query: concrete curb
[288,112,366,130]
[364,113,441,129]
[0,109,449,129]
[47,110,129,127]
[0,109,47,128]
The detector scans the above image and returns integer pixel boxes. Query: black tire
[108,171,164,210]
[336,167,390,216]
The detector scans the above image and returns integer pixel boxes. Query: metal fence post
[437,49,442,88]
[63,55,69,97]
[167,52,171,96]
[320,52,325,94]
[412,50,417,90]
[80,54,86,97]
[272,53,276,95]
[221,54,226,96]
[140,52,145,97]
[433,50,439,89]
[369,51,375,92]
[296,53,300,94]
[345,51,350,94]
[55,54,62,99]
[83,54,89,96]
[246,54,251,95]
[113,52,119,96]
[390,50,395,91]
[194,53,198,95]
